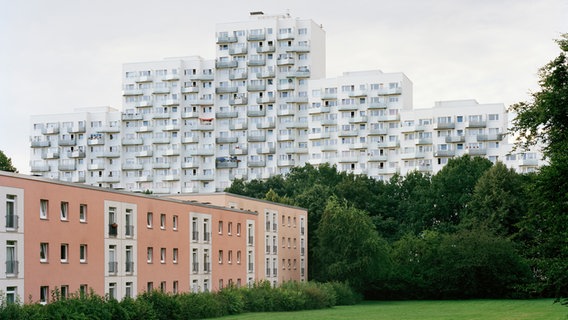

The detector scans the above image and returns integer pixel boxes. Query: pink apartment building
[0,171,307,303]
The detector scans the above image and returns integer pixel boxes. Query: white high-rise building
[29,13,542,193]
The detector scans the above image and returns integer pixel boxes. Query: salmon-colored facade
[0,172,307,303]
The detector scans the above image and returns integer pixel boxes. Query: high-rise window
[79,204,87,222]
[5,195,17,229]
[60,201,69,220]
[40,243,49,262]
[40,199,48,219]
[79,244,87,263]
[60,243,68,263]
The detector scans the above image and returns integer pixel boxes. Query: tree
[315,196,390,290]
[463,161,528,237]
[510,34,568,302]
[0,150,18,172]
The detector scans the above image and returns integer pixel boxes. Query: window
[79,204,87,222]
[40,199,48,219]
[60,201,68,221]
[173,248,178,263]
[147,247,153,263]
[160,248,166,263]
[218,221,223,234]
[108,245,117,273]
[173,215,178,230]
[228,250,233,264]
[6,286,16,304]
[236,223,241,236]
[160,213,166,229]
[79,284,88,297]
[60,244,68,263]
[60,285,69,299]
[40,286,49,304]
[173,281,179,294]
[6,241,17,275]
[125,282,133,298]
[488,113,499,121]
[6,195,17,229]
[160,281,166,292]
[40,243,48,262]
[126,246,133,273]
[147,282,154,292]
[108,283,116,300]
[125,210,133,237]
[228,222,232,235]
[80,244,87,263]
[237,250,241,264]
[147,212,153,228]
[218,250,223,264]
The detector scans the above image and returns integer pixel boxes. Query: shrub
[176,292,224,319]
[327,282,362,305]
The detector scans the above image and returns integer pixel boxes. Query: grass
[221,299,567,320]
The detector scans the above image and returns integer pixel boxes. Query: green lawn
[222,300,566,320]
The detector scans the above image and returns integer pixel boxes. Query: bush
[327,282,362,305]
[176,292,224,319]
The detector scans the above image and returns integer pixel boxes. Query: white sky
[0,0,566,173]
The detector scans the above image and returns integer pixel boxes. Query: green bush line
[0,281,360,319]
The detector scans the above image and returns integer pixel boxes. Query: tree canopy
[0,150,18,172]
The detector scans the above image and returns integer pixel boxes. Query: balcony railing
[192,262,199,273]
[204,232,211,242]
[125,261,134,273]
[248,236,254,246]
[125,225,134,237]
[108,261,118,274]
[5,260,18,275]
[192,231,199,242]
[5,215,18,230]
[204,262,211,273]
[108,223,118,237]
[248,263,254,273]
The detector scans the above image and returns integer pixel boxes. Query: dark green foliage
[0,150,17,172]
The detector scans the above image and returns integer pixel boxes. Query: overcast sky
[1,0,566,173]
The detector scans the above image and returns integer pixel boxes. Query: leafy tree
[463,161,528,237]
[426,155,493,231]
[510,34,568,301]
[315,196,390,290]
[0,150,17,172]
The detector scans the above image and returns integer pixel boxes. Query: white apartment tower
[29,13,542,193]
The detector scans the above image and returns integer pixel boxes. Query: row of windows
[146,212,178,231]
[218,249,242,264]
[40,242,87,264]
[39,199,87,222]
[39,284,89,304]
[146,247,179,264]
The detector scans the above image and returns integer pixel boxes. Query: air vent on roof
[250,11,264,16]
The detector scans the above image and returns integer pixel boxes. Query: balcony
[284,70,310,78]
[230,147,248,155]
[348,90,368,97]
[181,136,199,144]
[256,70,275,78]
[181,111,199,118]
[368,102,388,109]
[152,137,171,144]
[163,149,180,156]
[163,175,179,181]
[376,141,400,148]
[247,84,266,92]
[230,122,248,130]
[215,86,238,94]
[338,156,359,163]
[337,104,359,111]
[368,154,388,162]
[188,73,214,81]
[135,150,153,157]
[58,162,76,171]
[152,112,171,119]
[215,111,239,119]
[247,33,266,41]
[122,163,143,170]
[277,134,295,141]
[230,97,248,105]
[163,124,180,131]
[135,75,153,83]
[277,83,295,91]
[87,138,105,145]
[136,175,153,182]
[257,146,275,154]
[135,100,152,108]
[69,124,87,133]
[368,128,388,135]
[152,87,170,94]
[216,161,238,169]
[121,113,143,121]
[276,57,295,65]
[247,134,266,142]
[466,120,487,128]
[229,47,248,55]
[349,116,368,123]
[230,173,248,180]
[377,87,402,95]
[191,174,215,181]
[216,35,238,43]
[163,99,179,106]
[445,135,466,143]
[215,60,238,68]
[466,148,487,155]
[188,148,215,156]
[229,72,247,80]
[181,86,199,94]
[31,140,50,148]
[277,159,295,167]
[41,127,60,135]
[477,133,505,141]
[181,161,200,169]
[350,142,368,150]
[216,136,238,143]
[248,160,266,167]
[435,122,456,130]
[434,150,455,157]
[338,130,359,137]
[277,32,295,40]
[256,120,275,129]
[321,92,337,100]
[247,109,266,117]
[194,124,214,131]
[377,114,401,122]
[257,96,275,104]
[520,158,539,166]
[400,152,425,160]
[257,45,275,53]
[401,125,426,133]
[68,150,86,158]
[152,162,170,169]
[192,98,215,105]
[122,138,144,145]
[87,163,105,170]
[285,45,310,53]
[31,164,50,172]
[417,137,433,145]
[309,106,330,114]
[247,58,266,66]
[122,89,143,96]
[42,152,59,159]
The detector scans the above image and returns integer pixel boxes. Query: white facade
[28,13,543,193]
[0,186,25,303]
